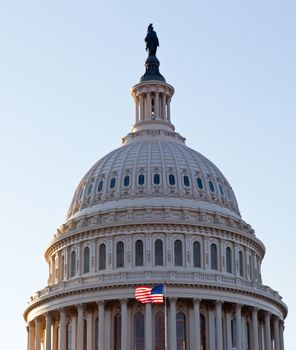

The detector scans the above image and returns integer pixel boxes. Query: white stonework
[24,51,287,350]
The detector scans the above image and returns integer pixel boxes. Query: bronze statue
[145,24,159,56]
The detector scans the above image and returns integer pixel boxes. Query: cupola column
[146,93,151,117]
[71,313,77,350]
[35,318,41,350]
[155,92,160,118]
[167,97,171,121]
[273,317,280,350]
[139,95,144,120]
[135,96,139,122]
[28,322,35,350]
[226,311,232,349]
[279,321,285,350]
[161,94,166,119]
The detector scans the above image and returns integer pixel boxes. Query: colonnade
[135,92,171,122]
[27,298,285,350]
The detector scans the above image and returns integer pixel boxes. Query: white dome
[67,131,240,221]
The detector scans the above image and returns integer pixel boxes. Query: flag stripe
[135,285,164,304]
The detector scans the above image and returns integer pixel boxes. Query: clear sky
[0,0,295,348]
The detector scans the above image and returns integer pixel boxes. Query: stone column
[279,321,285,350]
[216,301,223,350]
[97,301,105,350]
[77,304,84,350]
[86,309,93,350]
[45,313,52,350]
[264,312,272,350]
[121,299,128,350]
[273,317,280,350]
[193,299,201,350]
[135,96,139,122]
[169,298,177,350]
[161,94,166,119]
[146,93,151,117]
[71,314,77,350]
[208,309,215,350]
[139,95,144,120]
[155,92,160,118]
[145,303,152,350]
[226,312,232,350]
[58,309,66,350]
[251,308,259,350]
[35,318,41,350]
[235,304,242,350]
[29,322,35,350]
[167,98,171,121]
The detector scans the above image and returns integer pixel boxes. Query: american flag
[135,284,164,304]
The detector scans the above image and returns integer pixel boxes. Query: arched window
[135,240,144,266]
[174,240,183,266]
[154,173,160,185]
[226,247,232,273]
[154,312,165,349]
[110,177,116,189]
[83,246,90,273]
[138,174,145,185]
[134,312,144,350]
[176,312,186,350]
[196,178,203,189]
[97,180,104,192]
[183,175,190,187]
[239,251,244,277]
[123,175,130,187]
[86,183,93,196]
[116,241,124,268]
[219,184,224,196]
[155,239,164,266]
[193,241,201,268]
[114,313,121,350]
[208,180,215,192]
[66,322,72,350]
[210,243,218,270]
[70,250,76,277]
[169,174,176,185]
[99,243,106,270]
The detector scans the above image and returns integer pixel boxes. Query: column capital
[120,298,128,304]
[170,297,177,304]
[96,300,105,307]
[76,303,84,311]
[193,298,201,305]
[216,300,223,306]
[236,303,243,310]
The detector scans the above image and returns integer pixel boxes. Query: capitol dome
[67,133,240,222]
[24,25,287,350]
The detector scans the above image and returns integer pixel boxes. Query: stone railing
[27,270,282,306]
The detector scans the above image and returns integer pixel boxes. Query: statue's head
[148,23,153,32]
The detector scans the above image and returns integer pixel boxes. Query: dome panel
[67,136,240,220]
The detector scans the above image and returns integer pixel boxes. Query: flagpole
[164,283,168,350]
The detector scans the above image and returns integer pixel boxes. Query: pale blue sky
[0,1,295,348]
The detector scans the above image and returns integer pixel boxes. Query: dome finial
[141,24,165,82]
